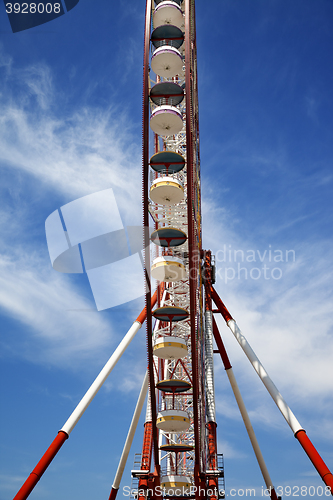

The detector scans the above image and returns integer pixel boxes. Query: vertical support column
[142,0,160,480]
[184,0,201,487]
[204,251,218,500]
[205,313,218,499]
[138,383,154,500]
[138,421,153,500]
[206,422,218,500]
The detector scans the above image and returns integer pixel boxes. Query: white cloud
[0,49,148,371]
[217,439,248,460]
[0,44,12,75]
[0,249,113,367]
[23,64,53,110]
[0,474,27,492]
[0,52,142,227]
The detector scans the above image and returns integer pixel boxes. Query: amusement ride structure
[13,1,333,499]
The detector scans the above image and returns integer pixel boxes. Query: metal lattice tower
[138,0,218,497]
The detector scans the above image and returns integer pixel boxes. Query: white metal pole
[226,367,275,492]
[227,319,303,434]
[205,310,216,422]
[61,321,143,435]
[144,288,167,426]
[158,426,164,466]
[112,371,149,491]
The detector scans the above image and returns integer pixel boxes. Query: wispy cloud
[0,48,142,226]
[0,48,148,372]
[0,249,113,367]
[0,474,27,492]
[23,64,53,110]
[217,439,248,460]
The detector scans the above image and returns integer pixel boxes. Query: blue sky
[0,1,333,499]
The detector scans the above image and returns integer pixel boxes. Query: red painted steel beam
[204,251,212,312]
[204,251,220,500]
[206,421,218,500]
[184,0,201,480]
[13,431,68,500]
[142,0,159,472]
[211,316,232,371]
[138,422,154,500]
[295,430,333,493]
[210,286,233,323]
[141,422,154,472]
[108,487,117,500]
[136,290,157,325]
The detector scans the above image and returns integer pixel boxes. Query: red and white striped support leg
[13,295,157,500]
[211,285,333,495]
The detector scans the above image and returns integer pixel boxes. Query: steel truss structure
[139,0,213,497]
[12,1,333,500]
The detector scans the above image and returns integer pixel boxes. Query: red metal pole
[296,430,333,493]
[136,290,157,325]
[204,252,219,500]
[210,286,233,323]
[13,431,68,500]
[211,316,231,371]
[206,421,218,500]
[142,0,159,473]
[138,422,153,500]
[108,487,118,500]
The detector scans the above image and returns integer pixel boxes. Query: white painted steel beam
[204,310,216,423]
[227,319,303,434]
[61,320,143,435]
[226,368,275,492]
[112,371,149,490]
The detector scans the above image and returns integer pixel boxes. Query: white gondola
[150,176,184,205]
[151,256,186,282]
[153,335,188,359]
[151,46,183,78]
[155,0,182,4]
[153,1,184,29]
[160,476,192,495]
[150,105,183,136]
[156,409,190,432]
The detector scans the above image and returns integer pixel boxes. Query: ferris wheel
[139,0,207,496]
[13,1,333,500]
